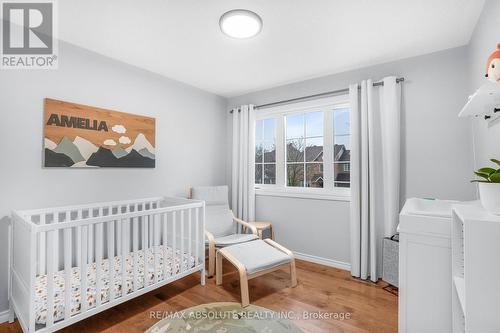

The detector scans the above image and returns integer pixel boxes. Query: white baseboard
[293,251,351,271]
[0,309,10,324]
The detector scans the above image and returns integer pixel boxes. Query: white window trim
[254,95,351,201]
[255,186,351,201]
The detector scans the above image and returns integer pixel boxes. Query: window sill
[254,187,351,202]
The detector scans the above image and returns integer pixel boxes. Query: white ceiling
[59,0,484,97]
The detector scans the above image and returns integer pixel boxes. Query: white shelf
[452,205,500,332]
[453,276,466,313]
[458,81,500,117]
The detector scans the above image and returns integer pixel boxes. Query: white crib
[8,196,206,333]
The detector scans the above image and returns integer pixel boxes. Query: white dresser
[451,206,500,333]
[398,198,456,333]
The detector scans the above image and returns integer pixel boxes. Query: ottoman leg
[216,251,223,285]
[239,269,250,307]
[208,243,216,278]
[290,258,297,287]
[219,249,251,307]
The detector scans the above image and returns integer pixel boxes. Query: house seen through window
[286,112,324,188]
[255,118,276,184]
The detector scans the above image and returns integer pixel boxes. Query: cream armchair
[190,186,258,277]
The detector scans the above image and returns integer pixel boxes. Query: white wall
[0,42,227,312]
[467,0,500,169]
[227,47,476,267]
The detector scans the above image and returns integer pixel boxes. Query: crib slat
[188,209,192,265]
[81,225,88,313]
[195,208,199,267]
[46,230,56,327]
[39,214,46,275]
[95,222,103,307]
[180,210,185,273]
[76,210,82,267]
[144,215,150,287]
[88,210,96,264]
[153,214,158,284]
[172,211,176,276]
[121,218,127,297]
[64,225,72,320]
[124,205,130,256]
[141,216,146,287]
[132,216,138,292]
[149,213,153,251]
[162,213,168,279]
[144,215,149,250]
[116,217,122,258]
[107,221,115,302]
[54,212,59,272]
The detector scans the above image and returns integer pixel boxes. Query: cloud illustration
[119,136,131,144]
[103,139,117,146]
[112,124,126,134]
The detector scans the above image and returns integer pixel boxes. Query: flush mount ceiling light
[219,9,262,39]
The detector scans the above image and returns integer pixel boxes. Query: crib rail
[9,197,206,333]
[17,196,164,220]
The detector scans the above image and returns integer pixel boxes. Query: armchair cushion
[214,234,258,247]
[204,205,235,238]
[191,186,229,206]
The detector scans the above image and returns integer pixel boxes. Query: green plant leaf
[489,173,500,183]
[475,171,491,180]
[491,159,500,167]
[478,167,496,175]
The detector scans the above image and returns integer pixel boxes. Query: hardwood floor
[0,260,397,333]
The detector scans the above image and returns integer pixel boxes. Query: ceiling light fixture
[219,9,262,39]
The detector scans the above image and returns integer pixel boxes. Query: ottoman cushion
[221,240,292,274]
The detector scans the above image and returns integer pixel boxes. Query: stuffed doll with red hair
[485,43,500,82]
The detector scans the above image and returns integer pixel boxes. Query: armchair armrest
[205,230,215,245]
[233,217,258,235]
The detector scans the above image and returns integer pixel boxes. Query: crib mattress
[35,245,196,325]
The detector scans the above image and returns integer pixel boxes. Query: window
[286,112,324,188]
[255,118,276,184]
[254,95,351,199]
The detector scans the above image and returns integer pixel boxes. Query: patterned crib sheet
[35,245,196,325]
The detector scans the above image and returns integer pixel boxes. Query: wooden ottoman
[216,239,297,307]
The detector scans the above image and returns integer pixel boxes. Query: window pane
[306,111,323,137]
[306,163,324,188]
[287,164,304,187]
[264,164,276,184]
[334,142,350,162]
[305,137,323,162]
[264,118,276,140]
[255,119,264,141]
[286,114,304,139]
[255,164,263,184]
[287,139,304,162]
[333,108,350,136]
[334,134,350,151]
[263,142,276,163]
[334,162,350,188]
[255,143,263,163]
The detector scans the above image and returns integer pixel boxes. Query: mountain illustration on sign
[44,133,155,168]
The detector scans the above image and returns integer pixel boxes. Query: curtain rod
[230,77,404,112]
